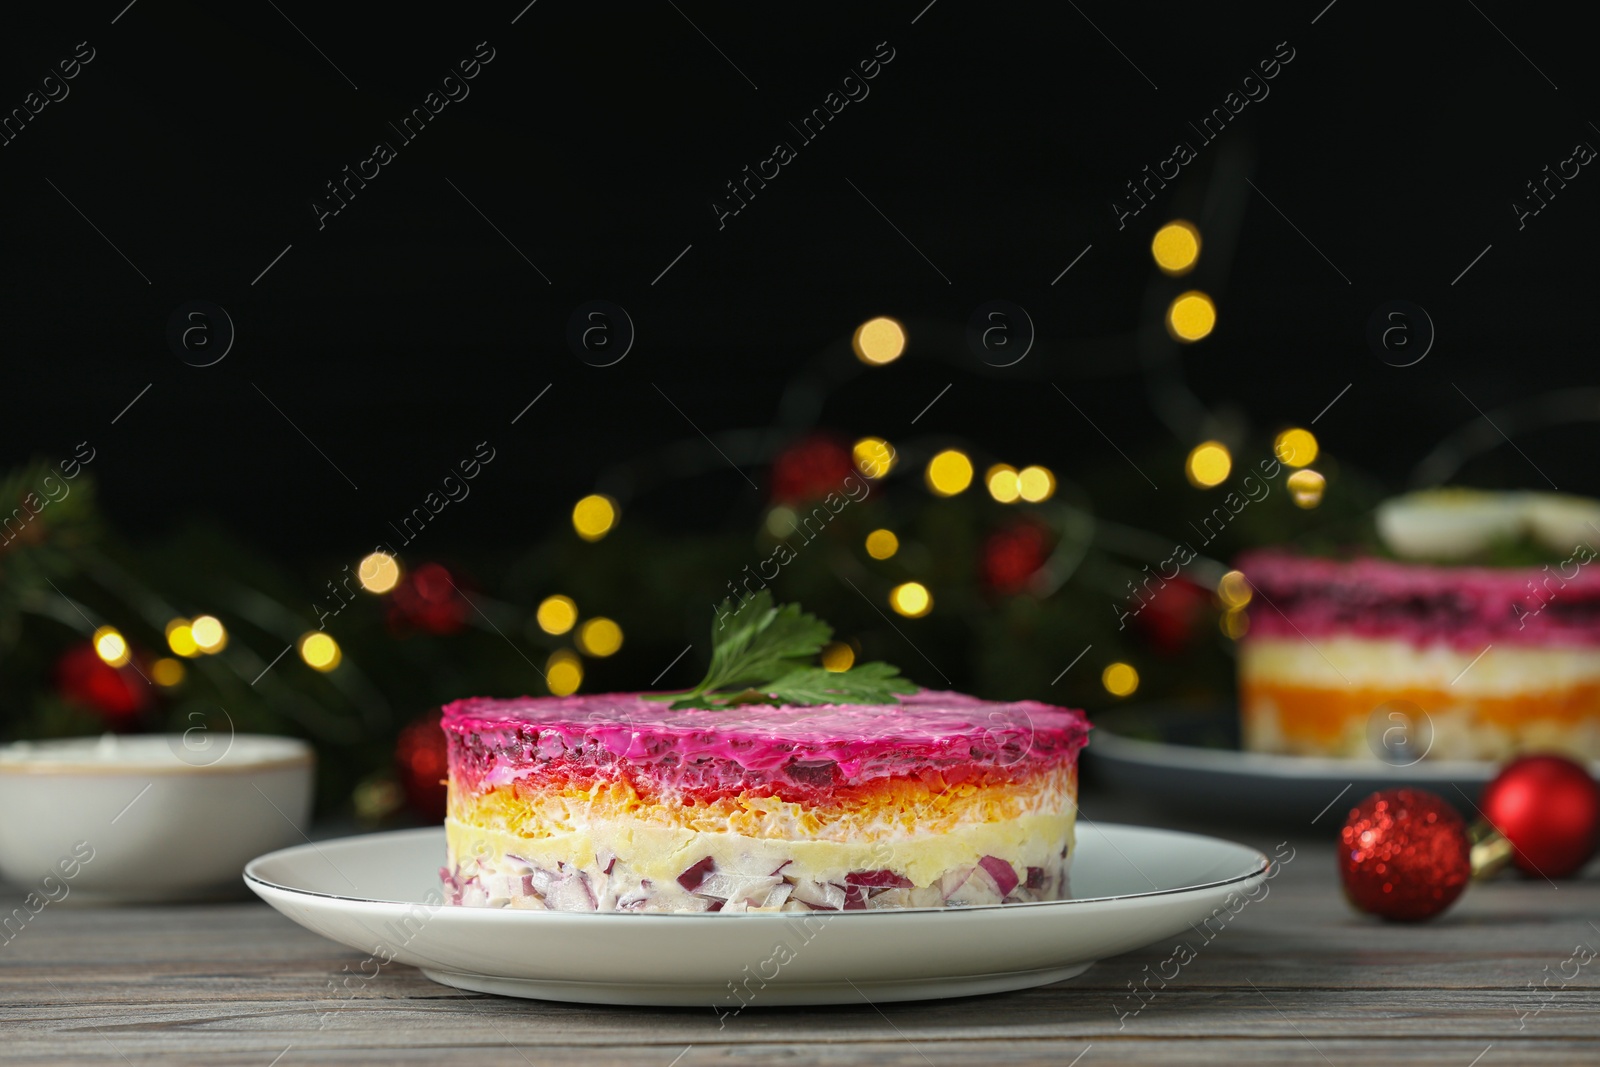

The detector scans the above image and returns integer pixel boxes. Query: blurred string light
[925,449,973,496]
[852,436,896,478]
[1166,291,1216,342]
[821,642,855,672]
[1151,220,1201,275]
[1273,428,1319,468]
[890,581,932,618]
[864,528,900,559]
[190,615,227,654]
[1017,465,1055,503]
[151,658,185,687]
[852,316,906,366]
[92,626,129,668]
[166,618,200,658]
[358,551,401,594]
[547,649,583,696]
[986,464,1020,503]
[1220,608,1250,640]
[1217,569,1253,609]
[572,494,617,541]
[1185,441,1232,488]
[298,631,341,672]
[577,617,623,657]
[536,595,578,635]
[765,506,797,537]
[1102,661,1140,697]
[1287,468,1326,508]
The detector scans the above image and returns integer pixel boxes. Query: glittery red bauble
[1339,788,1471,921]
[769,434,853,505]
[1480,754,1600,879]
[981,521,1052,594]
[54,643,151,722]
[395,710,449,821]
[387,563,469,636]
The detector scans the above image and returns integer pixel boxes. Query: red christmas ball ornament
[981,520,1052,594]
[1480,754,1600,879]
[769,434,853,505]
[54,643,152,722]
[1339,788,1471,921]
[387,562,470,636]
[395,709,449,822]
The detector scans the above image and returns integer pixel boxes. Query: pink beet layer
[1238,549,1600,651]
[442,689,1089,802]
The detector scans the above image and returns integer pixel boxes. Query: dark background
[3,0,1595,562]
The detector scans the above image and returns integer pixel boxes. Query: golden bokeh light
[151,657,186,687]
[1220,608,1251,640]
[925,449,974,496]
[765,506,797,538]
[1151,220,1201,275]
[190,615,227,654]
[1102,661,1140,697]
[986,464,1020,504]
[1185,441,1232,488]
[821,641,856,672]
[352,778,404,823]
[853,436,896,478]
[1217,569,1253,610]
[358,551,401,594]
[852,316,907,366]
[889,581,933,618]
[1287,468,1327,509]
[1273,428,1319,468]
[92,626,130,668]
[577,617,624,657]
[1166,291,1216,342]
[165,619,200,658]
[298,631,342,672]
[1017,465,1056,503]
[572,494,618,541]
[865,528,900,560]
[546,649,583,696]
[536,595,579,635]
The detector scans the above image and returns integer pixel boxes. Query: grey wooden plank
[7,1040,1600,1067]
[5,984,1598,1039]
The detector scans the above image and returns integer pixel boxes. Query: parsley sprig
[664,591,914,709]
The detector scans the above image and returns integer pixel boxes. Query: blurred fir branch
[0,438,1386,819]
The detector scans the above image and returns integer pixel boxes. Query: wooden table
[4,789,1597,1066]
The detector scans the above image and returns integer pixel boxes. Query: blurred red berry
[388,562,470,635]
[55,643,152,722]
[982,521,1052,594]
[770,434,853,505]
[1137,578,1209,655]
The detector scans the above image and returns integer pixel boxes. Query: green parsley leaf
[762,662,916,706]
[706,591,830,689]
[666,591,913,708]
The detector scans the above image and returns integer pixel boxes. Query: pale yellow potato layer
[446,809,1076,890]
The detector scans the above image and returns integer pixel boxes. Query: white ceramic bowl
[0,733,314,904]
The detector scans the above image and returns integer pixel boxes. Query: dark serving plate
[1079,703,1593,826]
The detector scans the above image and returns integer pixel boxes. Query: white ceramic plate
[244,824,1268,1007]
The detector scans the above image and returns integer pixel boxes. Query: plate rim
[243,823,1270,916]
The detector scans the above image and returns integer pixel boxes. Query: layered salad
[440,690,1090,913]
[1238,489,1600,760]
